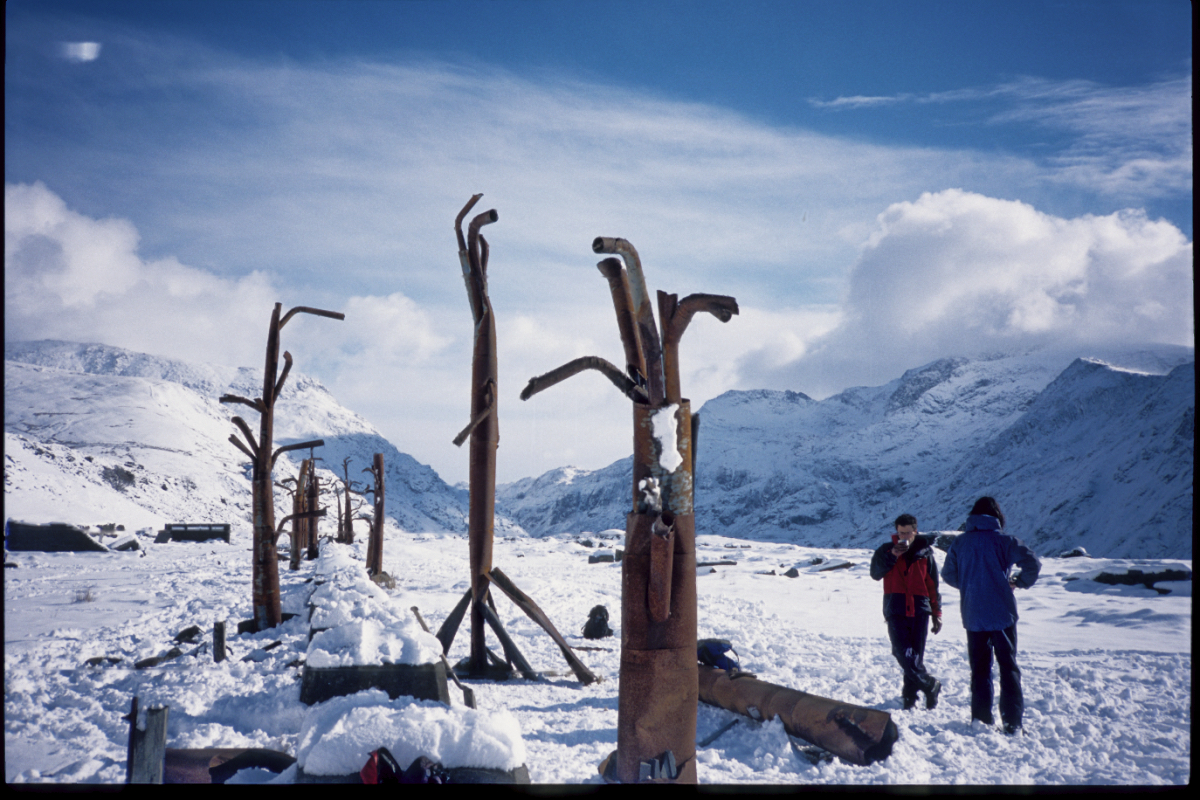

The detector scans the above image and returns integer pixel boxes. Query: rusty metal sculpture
[220,302,344,631]
[444,194,598,686]
[276,463,310,571]
[450,194,501,677]
[522,236,738,783]
[363,453,385,577]
[334,456,366,544]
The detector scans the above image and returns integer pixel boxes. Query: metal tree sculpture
[522,237,737,783]
[276,464,308,572]
[443,194,598,687]
[220,302,344,630]
[334,456,367,544]
[451,194,501,677]
[363,453,385,577]
[305,457,321,561]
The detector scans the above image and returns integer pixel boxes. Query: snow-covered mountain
[5,340,1192,558]
[3,340,499,536]
[497,346,1194,559]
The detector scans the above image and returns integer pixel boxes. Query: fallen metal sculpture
[698,667,899,766]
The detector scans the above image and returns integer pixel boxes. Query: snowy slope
[2,530,1191,784]
[4,340,501,536]
[497,346,1194,558]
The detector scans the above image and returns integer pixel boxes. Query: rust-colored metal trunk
[521,234,736,782]
[289,459,310,571]
[306,465,320,560]
[251,303,283,629]
[617,400,698,783]
[456,196,500,678]
[697,668,899,766]
[366,453,385,576]
[467,277,498,675]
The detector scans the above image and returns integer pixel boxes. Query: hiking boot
[1003,722,1023,736]
[925,680,942,710]
[902,695,918,711]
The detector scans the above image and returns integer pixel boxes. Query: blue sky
[5,0,1193,484]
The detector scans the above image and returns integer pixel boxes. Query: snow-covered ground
[4,525,1190,785]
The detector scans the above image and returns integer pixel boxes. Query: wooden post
[213,621,227,663]
[127,697,169,784]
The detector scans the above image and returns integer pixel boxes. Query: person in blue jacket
[942,496,1041,734]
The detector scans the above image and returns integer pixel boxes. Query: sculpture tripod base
[435,569,598,685]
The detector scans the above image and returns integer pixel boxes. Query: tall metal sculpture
[451,194,502,677]
[522,237,738,783]
[334,456,366,544]
[220,302,344,630]
[444,194,598,686]
[363,453,386,577]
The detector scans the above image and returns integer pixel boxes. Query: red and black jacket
[870,534,941,619]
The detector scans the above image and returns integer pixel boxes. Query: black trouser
[886,613,937,700]
[966,626,1022,727]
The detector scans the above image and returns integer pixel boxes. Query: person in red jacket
[870,513,943,710]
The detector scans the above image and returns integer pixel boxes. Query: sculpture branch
[230,416,260,457]
[271,439,325,468]
[272,351,293,405]
[275,507,327,537]
[278,306,346,330]
[228,434,255,461]
[596,257,646,384]
[219,394,265,414]
[521,356,647,402]
[453,380,496,447]
[456,194,485,322]
[665,293,740,346]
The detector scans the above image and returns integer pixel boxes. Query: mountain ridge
[3,340,497,537]
[497,345,1193,558]
[5,339,1191,558]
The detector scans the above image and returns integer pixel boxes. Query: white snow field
[4,525,1190,785]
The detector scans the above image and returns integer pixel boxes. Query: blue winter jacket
[941,514,1041,632]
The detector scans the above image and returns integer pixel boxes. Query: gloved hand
[931,617,942,635]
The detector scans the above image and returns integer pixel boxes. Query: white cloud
[5,43,1193,483]
[4,181,274,367]
[808,94,910,109]
[58,42,101,62]
[809,73,1193,200]
[6,183,1191,483]
[754,189,1194,397]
